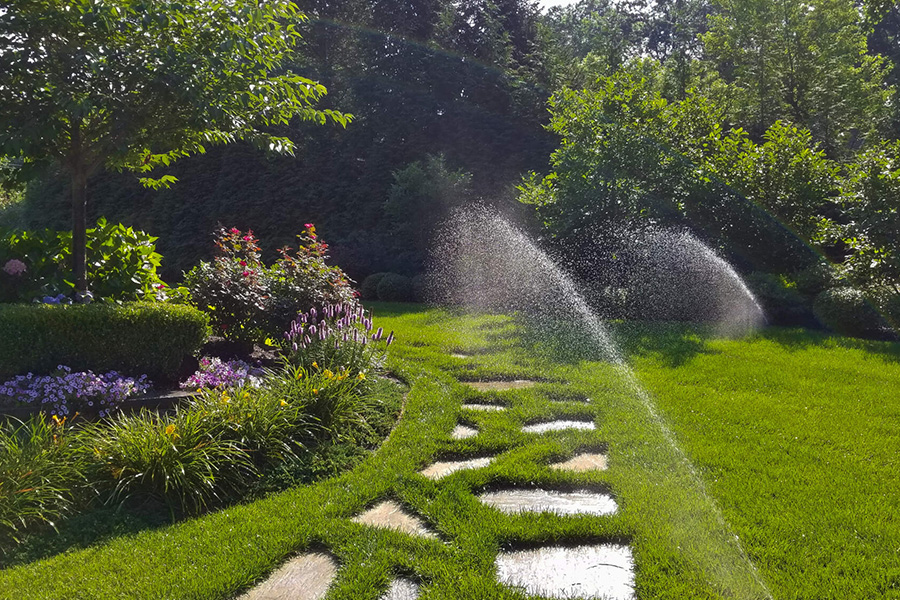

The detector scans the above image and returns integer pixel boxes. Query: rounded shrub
[744,272,810,326]
[411,274,429,303]
[0,303,210,384]
[360,272,389,300]
[792,262,844,297]
[376,273,414,302]
[813,287,886,338]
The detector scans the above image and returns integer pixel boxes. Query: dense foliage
[0,303,209,383]
[0,219,166,303]
[183,225,354,344]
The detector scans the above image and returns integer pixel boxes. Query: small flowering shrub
[180,357,263,391]
[183,225,356,344]
[283,302,394,379]
[0,366,150,417]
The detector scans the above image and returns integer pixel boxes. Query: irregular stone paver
[521,419,596,433]
[380,578,420,600]
[463,380,537,391]
[451,424,478,439]
[353,500,437,539]
[549,452,608,472]
[478,489,617,516]
[419,456,495,479]
[496,544,635,599]
[240,552,337,600]
[461,403,506,411]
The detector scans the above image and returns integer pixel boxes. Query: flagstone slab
[496,544,635,599]
[380,578,420,600]
[451,424,478,439]
[521,419,596,434]
[549,452,608,472]
[419,456,495,479]
[478,488,618,516]
[461,403,507,411]
[352,500,437,539]
[239,552,337,600]
[463,380,538,391]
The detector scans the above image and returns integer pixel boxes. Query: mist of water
[429,206,773,599]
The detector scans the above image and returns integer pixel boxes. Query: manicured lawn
[1,304,898,599]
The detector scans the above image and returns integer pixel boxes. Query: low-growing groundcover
[1,305,898,599]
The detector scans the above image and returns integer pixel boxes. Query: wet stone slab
[463,380,538,391]
[380,578,420,600]
[550,452,608,472]
[496,544,635,599]
[239,552,337,600]
[521,420,596,434]
[478,488,618,516]
[461,403,507,412]
[451,424,478,439]
[352,500,437,539]
[419,456,495,479]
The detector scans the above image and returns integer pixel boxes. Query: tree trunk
[71,169,88,299]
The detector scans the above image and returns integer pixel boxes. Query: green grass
[0,304,898,599]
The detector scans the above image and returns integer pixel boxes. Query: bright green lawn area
[1,304,898,599]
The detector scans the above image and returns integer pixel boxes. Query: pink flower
[243,235,252,241]
[239,260,247,266]
[2,259,26,276]
[242,270,250,277]
[304,223,314,229]
[230,227,240,234]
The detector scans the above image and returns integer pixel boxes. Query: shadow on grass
[758,327,900,364]
[2,503,171,569]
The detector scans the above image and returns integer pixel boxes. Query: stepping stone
[419,456,494,479]
[478,488,617,516]
[239,552,337,600]
[461,403,506,411]
[549,452,608,472]
[451,353,471,359]
[463,380,537,391]
[380,578,420,600]
[352,500,437,539]
[522,420,596,434]
[451,424,478,439]
[496,544,635,599]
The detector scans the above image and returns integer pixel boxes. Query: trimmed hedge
[0,303,209,384]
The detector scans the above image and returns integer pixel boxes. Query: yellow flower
[323,369,334,379]
[280,400,288,407]
[357,372,366,380]
[312,388,319,395]
[295,369,303,379]
[312,361,319,369]
[165,424,179,438]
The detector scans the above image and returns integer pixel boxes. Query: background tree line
[3,0,899,325]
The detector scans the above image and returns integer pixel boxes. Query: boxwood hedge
[0,303,209,384]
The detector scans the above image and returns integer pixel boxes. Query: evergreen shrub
[376,273,413,302]
[360,272,388,300]
[0,303,209,383]
[813,287,886,338]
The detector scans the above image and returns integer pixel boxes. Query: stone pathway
[240,375,633,600]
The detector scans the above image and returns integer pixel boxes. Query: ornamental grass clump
[185,384,314,468]
[180,357,263,391]
[82,408,255,517]
[0,415,85,549]
[0,366,150,417]
[283,302,394,379]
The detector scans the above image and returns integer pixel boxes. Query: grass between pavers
[1,303,898,599]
